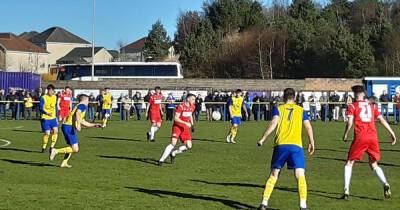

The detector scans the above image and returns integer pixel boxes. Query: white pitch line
[0,126,24,130]
[0,139,11,147]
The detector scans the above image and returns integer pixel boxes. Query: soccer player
[49,94,101,168]
[257,88,315,210]
[158,93,196,165]
[145,86,164,142]
[226,89,248,144]
[57,86,73,123]
[101,88,113,128]
[40,84,59,153]
[342,85,396,199]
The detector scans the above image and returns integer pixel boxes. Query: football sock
[102,118,108,127]
[298,175,307,208]
[50,133,58,148]
[62,153,72,165]
[230,126,238,141]
[56,146,73,154]
[373,166,388,185]
[344,165,352,193]
[150,126,159,139]
[159,144,174,162]
[172,145,188,156]
[42,134,49,149]
[262,176,277,205]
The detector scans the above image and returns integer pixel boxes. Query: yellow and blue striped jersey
[102,93,112,109]
[229,96,244,117]
[63,104,87,128]
[272,103,309,147]
[40,95,57,120]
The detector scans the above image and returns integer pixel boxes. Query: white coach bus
[57,62,183,81]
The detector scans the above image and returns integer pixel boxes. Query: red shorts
[172,125,192,142]
[149,111,162,123]
[348,139,381,162]
[59,108,70,118]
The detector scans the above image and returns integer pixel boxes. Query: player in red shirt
[158,93,196,166]
[57,86,73,123]
[145,86,164,142]
[342,85,396,200]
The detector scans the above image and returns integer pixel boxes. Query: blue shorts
[231,117,242,125]
[62,125,78,145]
[102,109,111,116]
[271,145,305,169]
[41,119,58,132]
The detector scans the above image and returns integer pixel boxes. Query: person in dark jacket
[195,94,203,121]
[6,90,18,120]
[0,89,6,120]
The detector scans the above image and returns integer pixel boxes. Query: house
[0,33,49,73]
[19,31,39,40]
[120,37,146,62]
[57,47,113,64]
[107,50,119,61]
[29,26,91,65]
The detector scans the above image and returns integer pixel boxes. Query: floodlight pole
[91,0,96,81]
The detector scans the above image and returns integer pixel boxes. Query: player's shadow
[190,180,381,201]
[192,138,224,144]
[0,158,55,167]
[315,156,400,167]
[125,187,260,209]
[380,148,400,153]
[12,129,41,133]
[89,136,142,142]
[315,148,347,153]
[98,155,159,166]
[0,147,40,153]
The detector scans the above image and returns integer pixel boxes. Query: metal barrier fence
[0,101,398,122]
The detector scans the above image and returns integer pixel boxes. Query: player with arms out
[57,86,73,123]
[257,88,315,210]
[146,86,164,142]
[342,85,396,199]
[158,93,196,166]
[50,94,102,168]
[101,87,113,128]
[226,89,248,144]
[40,84,59,153]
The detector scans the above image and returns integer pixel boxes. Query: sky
[1,0,207,50]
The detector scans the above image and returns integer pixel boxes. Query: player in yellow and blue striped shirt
[257,88,315,210]
[49,94,101,168]
[226,89,248,144]
[39,84,58,152]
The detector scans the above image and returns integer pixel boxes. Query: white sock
[172,145,188,156]
[373,166,388,185]
[261,200,268,206]
[150,126,159,139]
[159,144,174,162]
[300,200,307,209]
[344,165,352,194]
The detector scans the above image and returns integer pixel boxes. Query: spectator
[369,92,378,104]
[144,90,152,120]
[204,92,213,121]
[260,92,268,121]
[33,88,43,120]
[320,92,329,122]
[252,96,261,121]
[132,92,143,120]
[95,91,104,120]
[394,93,400,124]
[195,94,203,121]
[330,91,340,121]
[243,92,252,121]
[23,92,33,120]
[121,95,131,121]
[19,90,26,119]
[309,92,317,121]
[7,90,18,120]
[296,92,305,105]
[379,90,390,121]
[88,93,96,121]
[342,93,353,122]
[181,91,187,102]
[0,89,5,120]
[166,93,176,121]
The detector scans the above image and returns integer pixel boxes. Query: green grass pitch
[0,119,399,210]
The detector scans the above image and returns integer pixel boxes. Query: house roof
[120,37,146,53]
[107,50,119,58]
[29,26,90,44]
[18,31,39,40]
[57,47,105,63]
[0,33,47,53]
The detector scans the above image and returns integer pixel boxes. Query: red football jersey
[59,92,72,109]
[149,94,163,112]
[347,100,381,141]
[174,102,195,127]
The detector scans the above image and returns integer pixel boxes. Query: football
[212,111,222,121]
